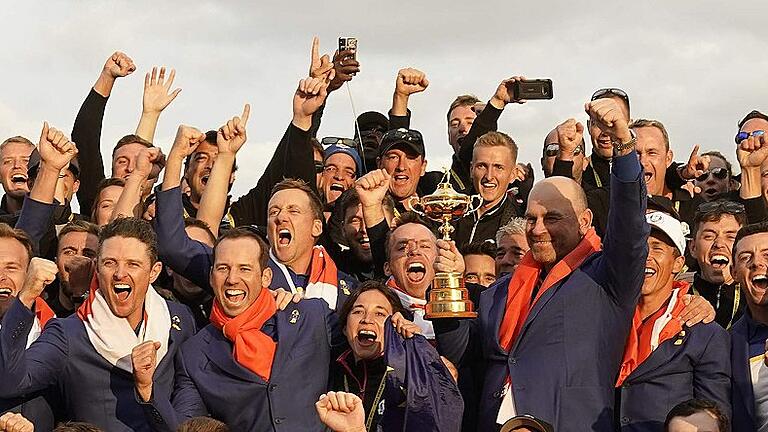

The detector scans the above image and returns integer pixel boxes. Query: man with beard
[728,221,768,431]
[132,228,344,431]
[615,211,730,430]
[454,131,523,247]
[435,99,648,431]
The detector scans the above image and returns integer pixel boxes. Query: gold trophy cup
[408,171,479,319]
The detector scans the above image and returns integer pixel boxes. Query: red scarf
[307,246,339,288]
[386,277,426,310]
[499,228,602,352]
[616,281,689,386]
[34,297,55,328]
[210,288,278,381]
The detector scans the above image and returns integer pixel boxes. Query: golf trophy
[409,170,480,319]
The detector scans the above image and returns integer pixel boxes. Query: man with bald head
[435,98,649,432]
[541,127,588,186]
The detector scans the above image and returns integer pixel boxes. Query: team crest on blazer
[171,315,181,331]
[289,309,300,324]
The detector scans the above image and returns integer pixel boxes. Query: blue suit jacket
[618,322,731,431]
[731,315,759,431]
[141,298,344,432]
[0,298,195,431]
[435,151,649,432]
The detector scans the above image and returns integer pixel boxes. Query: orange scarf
[210,288,278,381]
[34,297,55,328]
[499,228,602,352]
[616,281,689,386]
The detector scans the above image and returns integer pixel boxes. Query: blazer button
[493,391,501,398]
[269,384,278,392]
[274,417,283,424]
[621,416,630,424]
[510,358,517,365]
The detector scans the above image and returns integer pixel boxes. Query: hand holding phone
[338,37,357,61]
[508,79,553,100]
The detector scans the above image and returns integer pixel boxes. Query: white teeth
[114,284,130,289]
[359,330,376,337]
[225,289,245,296]
[482,182,496,188]
[11,175,26,182]
[0,288,11,295]
[644,267,656,275]
[753,275,768,282]
[408,263,426,272]
[360,236,370,244]
[711,255,729,265]
[394,175,408,181]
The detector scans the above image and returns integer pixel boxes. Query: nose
[406,241,419,256]
[225,270,241,285]
[395,156,406,172]
[113,263,129,280]
[359,223,368,236]
[530,218,547,237]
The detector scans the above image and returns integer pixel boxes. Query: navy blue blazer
[434,151,649,432]
[731,315,760,431]
[0,297,195,431]
[618,322,731,431]
[141,298,345,432]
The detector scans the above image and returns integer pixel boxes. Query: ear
[672,254,686,274]
[419,158,427,177]
[149,261,164,284]
[666,149,674,167]
[579,208,594,235]
[581,157,589,172]
[72,179,81,194]
[689,237,698,255]
[312,218,323,238]
[261,267,273,289]
[384,261,392,277]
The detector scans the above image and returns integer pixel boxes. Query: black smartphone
[338,37,357,61]
[509,79,553,100]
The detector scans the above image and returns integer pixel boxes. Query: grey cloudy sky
[1,0,766,209]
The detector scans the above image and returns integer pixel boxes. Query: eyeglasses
[696,200,745,217]
[381,128,424,146]
[695,167,729,182]
[314,161,325,174]
[590,88,630,105]
[544,143,582,157]
[321,137,358,148]
[735,130,765,145]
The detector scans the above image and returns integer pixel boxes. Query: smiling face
[96,236,162,328]
[185,140,219,204]
[343,204,371,263]
[267,188,323,272]
[448,105,477,154]
[695,156,731,202]
[321,152,357,205]
[471,145,515,208]
[344,289,393,361]
[211,236,273,318]
[0,237,30,318]
[385,223,437,299]
[634,126,673,196]
[642,231,685,296]
[378,146,426,201]
[588,95,630,159]
[733,232,768,309]
[0,141,33,199]
[496,231,529,275]
[691,215,741,284]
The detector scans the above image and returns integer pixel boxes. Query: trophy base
[425,271,477,319]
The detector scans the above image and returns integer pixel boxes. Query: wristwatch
[613,129,637,154]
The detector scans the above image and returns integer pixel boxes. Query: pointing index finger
[688,144,700,163]
[311,36,320,64]
[241,104,251,126]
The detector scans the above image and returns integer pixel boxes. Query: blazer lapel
[204,330,265,384]
[731,321,755,420]
[511,279,565,353]
[486,283,509,357]
[627,332,685,381]
[269,307,299,381]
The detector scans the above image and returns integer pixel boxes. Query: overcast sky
[1,0,766,210]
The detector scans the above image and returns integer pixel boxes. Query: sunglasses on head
[735,130,765,145]
[545,143,582,157]
[321,137,357,148]
[695,167,729,182]
[381,128,423,145]
[696,200,745,216]
[590,88,630,105]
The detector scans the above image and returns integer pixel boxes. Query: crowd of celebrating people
[0,37,767,432]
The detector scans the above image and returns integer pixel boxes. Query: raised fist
[355,169,391,208]
[134,147,166,180]
[435,239,465,275]
[490,76,528,108]
[738,131,768,169]
[395,68,429,96]
[315,392,365,432]
[555,118,585,156]
[38,122,78,171]
[169,125,206,160]
[102,51,136,79]
[18,257,58,309]
[0,412,34,432]
[142,66,181,114]
[217,104,251,155]
[585,98,631,144]
[132,340,161,402]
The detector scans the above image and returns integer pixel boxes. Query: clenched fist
[132,340,161,402]
[18,258,58,310]
[395,68,429,97]
[169,125,206,160]
[585,98,632,145]
[355,169,391,208]
[0,412,33,432]
[315,392,365,432]
[134,147,166,181]
[555,118,585,157]
[102,51,136,79]
[38,122,78,172]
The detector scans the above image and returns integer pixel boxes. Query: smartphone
[338,37,357,61]
[509,79,553,100]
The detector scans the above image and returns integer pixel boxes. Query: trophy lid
[421,171,471,205]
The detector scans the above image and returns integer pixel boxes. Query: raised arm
[74,52,135,216]
[585,99,649,307]
[135,67,182,143]
[389,68,428,128]
[196,104,250,237]
[355,169,391,278]
[111,146,165,221]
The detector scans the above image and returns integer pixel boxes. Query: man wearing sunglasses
[693,151,736,202]
[541,126,588,184]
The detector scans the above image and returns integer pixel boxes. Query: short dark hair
[338,280,408,331]
[59,220,100,240]
[183,131,238,173]
[270,178,324,221]
[91,177,126,222]
[461,240,496,260]
[184,218,216,244]
[733,221,768,260]
[447,95,481,122]
[701,150,733,177]
[385,211,436,260]
[738,110,768,129]
[0,223,34,264]
[692,200,747,237]
[213,227,270,271]
[98,217,159,263]
[177,417,229,432]
[112,134,153,158]
[53,422,104,431]
[664,399,728,432]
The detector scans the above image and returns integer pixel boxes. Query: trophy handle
[467,195,483,214]
[408,196,425,216]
